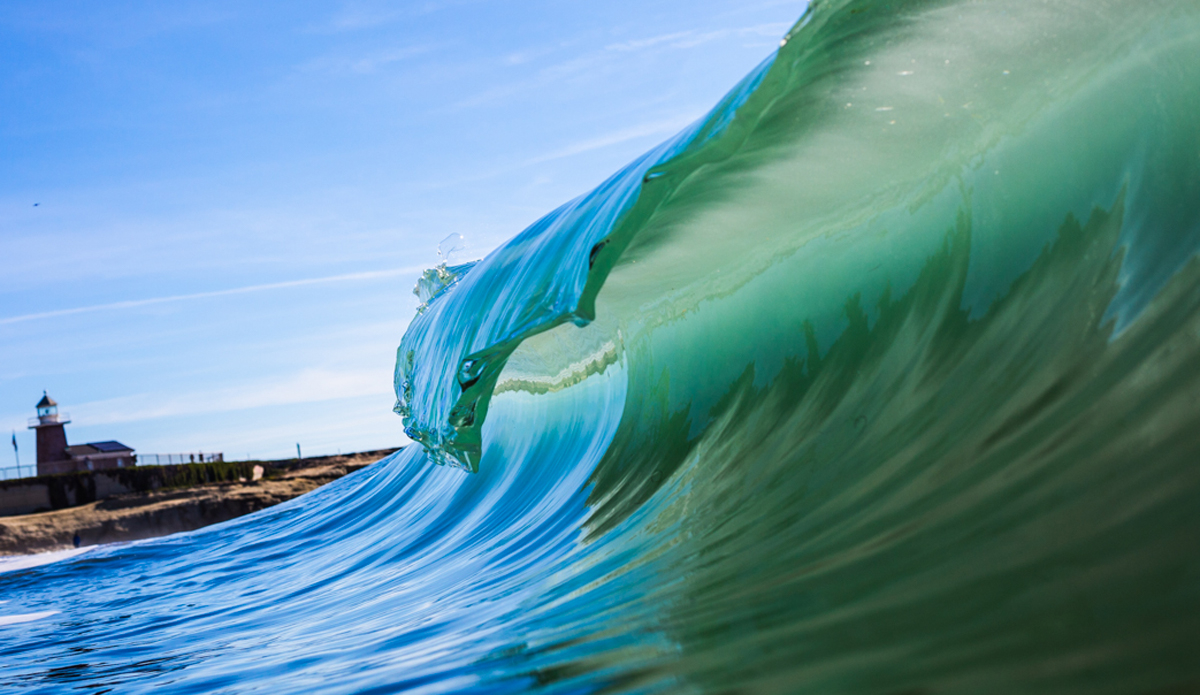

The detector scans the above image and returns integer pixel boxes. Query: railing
[137,453,224,466]
[27,413,71,427]
[0,465,35,481]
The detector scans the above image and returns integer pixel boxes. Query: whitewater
[4,1,1200,692]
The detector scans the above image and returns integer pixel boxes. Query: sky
[0,0,806,472]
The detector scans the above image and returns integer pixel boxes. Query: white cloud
[70,367,395,427]
[298,44,438,75]
[317,3,406,32]
[0,265,425,327]
[525,115,700,165]
[312,0,488,33]
[605,24,790,53]
[605,31,695,52]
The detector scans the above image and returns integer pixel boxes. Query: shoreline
[0,449,397,557]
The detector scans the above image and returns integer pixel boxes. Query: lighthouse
[28,391,71,475]
[26,392,136,476]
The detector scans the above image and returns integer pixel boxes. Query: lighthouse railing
[27,413,70,428]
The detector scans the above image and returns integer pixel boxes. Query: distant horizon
[1,0,806,469]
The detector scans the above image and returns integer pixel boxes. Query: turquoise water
[4,1,1200,692]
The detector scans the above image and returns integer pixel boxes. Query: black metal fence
[137,453,224,466]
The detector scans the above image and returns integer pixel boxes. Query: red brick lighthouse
[27,392,136,476]
[28,392,74,475]
[29,391,71,475]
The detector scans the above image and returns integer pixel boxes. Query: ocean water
[4,1,1200,692]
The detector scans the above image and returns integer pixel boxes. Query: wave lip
[393,54,776,470]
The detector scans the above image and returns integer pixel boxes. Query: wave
[4,1,1200,692]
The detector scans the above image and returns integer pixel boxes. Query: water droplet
[438,233,467,265]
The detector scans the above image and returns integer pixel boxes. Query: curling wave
[4,1,1200,692]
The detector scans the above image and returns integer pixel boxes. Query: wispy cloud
[0,266,424,327]
[314,2,406,32]
[297,44,439,74]
[525,115,699,165]
[400,110,699,194]
[605,31,695,52]
[70,367,394,427]
[312,0,487,33]
[605,24,789,53]
[206,405,404,458]
[451,22,790,112]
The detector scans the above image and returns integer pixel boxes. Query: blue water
[4,1,1200,692]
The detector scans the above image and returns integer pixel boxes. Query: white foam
[0,611,59,627]
[0,547,91,575]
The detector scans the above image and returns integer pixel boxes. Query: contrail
[0,266,425,326]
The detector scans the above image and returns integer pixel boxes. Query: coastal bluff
[0,448,398,555]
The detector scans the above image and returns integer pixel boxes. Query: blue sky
[0,0,805,469]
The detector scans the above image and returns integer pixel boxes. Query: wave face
[5,1,1200,692]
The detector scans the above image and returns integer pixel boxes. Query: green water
[484,1,1200,690]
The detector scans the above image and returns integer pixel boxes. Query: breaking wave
[4,1,1200,692]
